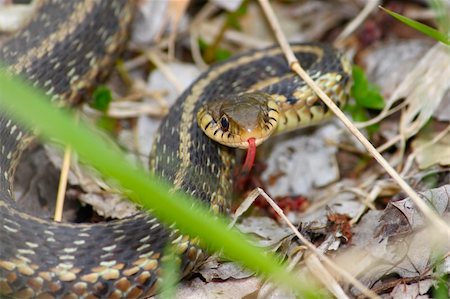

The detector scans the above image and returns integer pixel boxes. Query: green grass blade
[0,69,314,294]
[379,6,450,45]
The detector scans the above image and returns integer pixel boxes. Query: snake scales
[0,0,351,298]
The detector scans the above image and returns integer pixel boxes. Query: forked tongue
[242,137,256,173]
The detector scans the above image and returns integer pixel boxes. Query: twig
[255,187,380,299]
[306,254,350,299]
[167,0,190,60]
[236,189,353,298]
[354,100,408,129]
[189,2,218,70]
[257,0,450,238]
[335,0,380,44]
[146,50,183,94]
[54,146,71,221]
[54,113,79,221]
[200,24,271,49]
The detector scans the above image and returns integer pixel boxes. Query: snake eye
[220,115,229,131]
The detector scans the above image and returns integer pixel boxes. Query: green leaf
[198,37,232,62]
[345,104,380,135]
[215,48,232,61]
[226,0,248,30]
[379,6,450,45]
[91,85,112,112]
[351,65,385,110]
[198,37,208,52]
[0,69,316,295]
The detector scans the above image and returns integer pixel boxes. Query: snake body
[0,1,351,298]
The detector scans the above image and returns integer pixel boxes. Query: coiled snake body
[0,1,351,298]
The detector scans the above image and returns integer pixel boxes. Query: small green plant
[200,0,248,63]
[91,85,112,112]
[91,85,116,133]
[198,37,232,62]
[346,65,385,135]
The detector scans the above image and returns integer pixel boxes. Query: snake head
[197,92,280,149]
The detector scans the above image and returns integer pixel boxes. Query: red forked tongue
[242,138,256,173]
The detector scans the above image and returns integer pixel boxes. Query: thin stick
[256,188,380,299]
[146,50,183,94]
[54,145,72,222]
[335,0,380,44]
[258,0,450,237]
[306,254,350,299]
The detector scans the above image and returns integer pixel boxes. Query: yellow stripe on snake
[0,0,351,298]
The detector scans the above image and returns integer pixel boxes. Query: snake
[0,0,351,298]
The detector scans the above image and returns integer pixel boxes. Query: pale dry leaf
[236,216,292,246]
[363,43,450,139]
[261,123,341,197]
[137,62,201,157]
[338,185,450,296]
[168,0,190,27]
[390,279,433,299]
[398,43,450,139]
[211,0,244,12]
[131,0,169,44]
[363,39,434,98]
[0,2,36,33]
[197,260,253,282]
[434,90,450,121]
[412,129,450,169]
[299,191,363,229]
[175,276,261,299]
[167,0,190,58]
[107,101,166,118]
[79,192,138,219]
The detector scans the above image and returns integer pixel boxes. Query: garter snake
[0,0,351,298]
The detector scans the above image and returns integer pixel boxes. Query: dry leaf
[174,276,260,299]
[132,0,169,44]
[211,0,244,12]
[337,185,450,296]
[261,123,342,197]
[390,279,433,299]
[397,43,450,139]
[412,129,450,169]
[0,2,36,32]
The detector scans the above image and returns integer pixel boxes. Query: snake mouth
[216,135,270,149]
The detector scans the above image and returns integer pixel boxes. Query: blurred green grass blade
[379,6,450,45]
[0,69,312,294]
